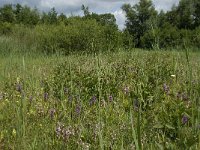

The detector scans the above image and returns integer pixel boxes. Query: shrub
[35,19,123,55]
[0,22,13,35]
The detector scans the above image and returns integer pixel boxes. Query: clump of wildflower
[56,122,64,137]
[89,96,97,106]
[163,83,170,94]
[176,92,189,101]
[55,123,75,141]
[182,115,189,124]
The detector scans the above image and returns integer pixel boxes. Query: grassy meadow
[0,37,200,149]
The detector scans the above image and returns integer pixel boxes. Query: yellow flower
[12,129,16,137]
[17,77,20,83]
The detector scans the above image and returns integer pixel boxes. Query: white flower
[171,75,176,78]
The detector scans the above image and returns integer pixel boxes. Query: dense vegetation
[0,0,200,54]
[0,0,200,149]
[0,50,200,149]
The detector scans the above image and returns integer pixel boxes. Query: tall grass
[0,46,200,149]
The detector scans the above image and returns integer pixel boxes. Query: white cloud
[113,10,126,30]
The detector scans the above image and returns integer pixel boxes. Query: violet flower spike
[182,115,189,124]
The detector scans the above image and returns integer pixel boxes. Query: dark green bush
[192,27,200,48]
[0,22,13,35]
[35,19,123,54]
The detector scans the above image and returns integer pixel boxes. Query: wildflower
[44,92,49,101]
[182,115,189,124]
[163,83,170,94]
[134,99,139,110]
[63,129,71,140]
[75,105,81,115]
[171,75,176,78]
[29,96,33,102]
[124,86,129,94]
[108,95,113,102]
[176,92,188,101]
[176,92,182,99]
[16,83,22,93]
[12,129,16,137]
[89,96,97,106]
[55,122,64,137]
[49,108,56,119]
[56,126,62,137]
[182,92,188,101]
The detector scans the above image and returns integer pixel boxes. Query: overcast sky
[0,0,180,29]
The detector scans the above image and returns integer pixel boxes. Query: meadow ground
[0,50,200,149]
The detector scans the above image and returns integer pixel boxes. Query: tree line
[0,0,200,53]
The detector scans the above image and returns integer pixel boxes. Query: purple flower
[29,96,33,102]
[109,95,113,102]
[163,83,170,94]
[44,92,49,101]
[176,92,188,101]
[75,105,81,115]
[16,83,22,93]
[182,115,189,124]
[55,122,64,137]
[49,108,56,118]
[124,86,129,94]
[90,96,97,105]
[134,99,139,110]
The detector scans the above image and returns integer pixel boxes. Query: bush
[192,27,200,48]
[35,19,123,55]
[0,22,13,35]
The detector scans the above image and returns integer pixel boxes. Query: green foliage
[0,22,13,35]
[192,27,200,48]
[35,19,122,54]
[16,6,40,25]
[0,4,15,23]
[0,51,200,149]
[122,0,157,47]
